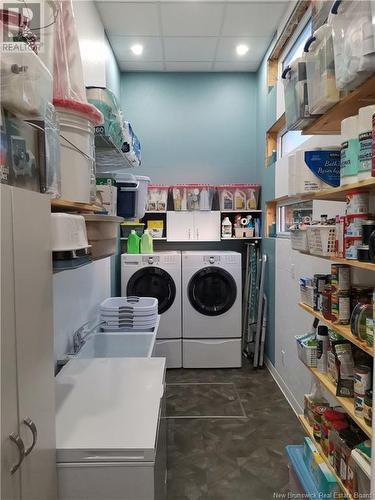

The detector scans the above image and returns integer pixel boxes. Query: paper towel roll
[294,149,322,194]
[341,115,359,185]
[358,105,375,180]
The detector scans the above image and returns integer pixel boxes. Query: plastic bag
[53,0,102,125]
[122,121,141,167]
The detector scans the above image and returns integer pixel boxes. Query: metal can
[354,393,366,416]
[346,190,369,215]
[331,264,350,293]
[331,291,350,325]
[353,365,372,395]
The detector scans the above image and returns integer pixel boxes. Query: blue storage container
[285,445,321,496]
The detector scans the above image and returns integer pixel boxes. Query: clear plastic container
[282,56,317,130]
[172,184,214,211]
[304,24,341,114]
[216,184,260,211]
[146,185,170,212]
[329,0,375,91]
[86,87,123,149]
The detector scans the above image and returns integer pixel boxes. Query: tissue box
[303,438,339,496]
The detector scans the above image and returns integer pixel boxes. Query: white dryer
[182,251,242,368]
[121,251,182,368]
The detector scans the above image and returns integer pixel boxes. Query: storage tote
[295,333,317,368]
[146,185,169,212]
[290,228,309,252]
[172,184,214,211]
[329,0,375,91]
[304,24,341,114]
[216,184,260,211]
[306,225,336,256]
[300,285,315,309]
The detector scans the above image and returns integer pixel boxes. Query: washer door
[188,266,237,316]
[126,267,176,314]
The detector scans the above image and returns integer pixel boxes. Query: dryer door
[126,267,176,314]
[188,267,237,316]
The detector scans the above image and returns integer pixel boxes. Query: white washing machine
[121,251,182,368]
[182,251,242,368]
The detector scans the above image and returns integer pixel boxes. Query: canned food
[354,393,366,416]
[345,236,362,260]
[331,291,350,325]
[353,365,372,395]
[331,264,350,292]
[345,213,369,237]
[346,190,369,215]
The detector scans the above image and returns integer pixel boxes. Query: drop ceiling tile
[96,2,160,36]
[216,36,272,62]
[160,2,224,36]
[109,36,163,61]
[165,61,212,71]
[119,61,165,71]
[222,2,289,37]
[164,37,217,61]
[214,61,259,72]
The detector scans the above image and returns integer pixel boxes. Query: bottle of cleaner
[199,187,210,210]
[234,189,246,210]
[181,188,187,210]
[127,230,140,254]
[174,188,181,210]
[221,217,232,239]
[316,325,329,373]
[247,189,257,209]
[140,229,153,254]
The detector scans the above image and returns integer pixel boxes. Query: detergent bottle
[181,188,187,210]
[234,189,246,210]
[247,189,257,209]
[140,229,153,254]
[127,230,140,254]
[221,217,232,239]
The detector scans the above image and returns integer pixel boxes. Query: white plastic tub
[83,215,123,260]
[56,107,95,203]
[51,213,89,252]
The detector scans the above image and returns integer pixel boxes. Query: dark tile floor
[166,363,304,500]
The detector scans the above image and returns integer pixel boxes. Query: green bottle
[140,229,153,254]
[127,230,140,254]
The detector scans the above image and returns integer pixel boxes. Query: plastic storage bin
[304,24,341,114]
[299,285,315,309]
[115,173,150,220]
[51,214,89,252]
[216,184,260,211]
[329,0,375,91]
[172,184,214,211]
[291,229,309,252]
[282,57,317,130]
[83,215,123,260]
[146,185,169,212]
[307,225,336,256]
[286,445,321,496]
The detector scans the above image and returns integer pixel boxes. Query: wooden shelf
[265,113,286,167]
[298,303,373,356]
[220,209,262,213]
[304,365,372,438]
[51,199,104,213]
[298,415,353,500]
[299,253,375,272]
[303,75,375,135]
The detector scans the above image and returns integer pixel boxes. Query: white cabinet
[1,186,57,500]
[167,211,220,242]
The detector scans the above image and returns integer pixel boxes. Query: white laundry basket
[56,107,95,203]
[290,229,309,252]
[306,225,336,256]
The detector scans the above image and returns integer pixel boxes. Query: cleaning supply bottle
[140,229,153,254]
[221,217,232,239]
[234,189,246,210]
[316,325,329,373]
[181,188,187,210]
[199,187,209,210]
[127,230,140,254]
[221,189,233,210]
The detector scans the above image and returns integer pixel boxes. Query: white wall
[53,259,111,362]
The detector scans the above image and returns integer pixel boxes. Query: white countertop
[55,357,166,463]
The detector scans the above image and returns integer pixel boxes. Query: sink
[70,317,160,359]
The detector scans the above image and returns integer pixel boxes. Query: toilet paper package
[290,149,340,195]
[358,105,375,180]
[341,116,359,185]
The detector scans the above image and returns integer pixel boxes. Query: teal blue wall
[256,40,277,364]
[120,72,258,184]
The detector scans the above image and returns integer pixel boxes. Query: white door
[166,212,194,241]
[11,189,57,500]
[193,211,220,241]
[1,186,21,500]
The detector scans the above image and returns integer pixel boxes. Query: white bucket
[57,108,95,203]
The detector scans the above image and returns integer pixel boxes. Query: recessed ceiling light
[236,44,249,56]
[131,44,143,56]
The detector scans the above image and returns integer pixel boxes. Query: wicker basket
[290,228,309,252]
[295,334,317,368]
[306,225,336,257]
[299,285,315,309]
